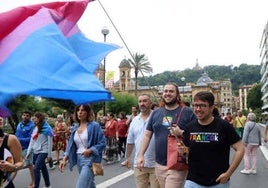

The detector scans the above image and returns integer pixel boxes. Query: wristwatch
[14,165,18,172]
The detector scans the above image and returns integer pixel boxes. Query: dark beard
[164,97,178,106]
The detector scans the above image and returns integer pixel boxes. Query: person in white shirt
[125,94,160,188]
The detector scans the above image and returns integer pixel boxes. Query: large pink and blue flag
[0,0,119,117]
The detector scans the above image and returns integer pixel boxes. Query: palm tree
[128,53,153,96]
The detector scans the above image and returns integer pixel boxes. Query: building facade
[260,20,268,112]
[238,85,255,111]
[96,59,255,113]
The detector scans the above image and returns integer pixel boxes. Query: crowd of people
[1,82,268,188]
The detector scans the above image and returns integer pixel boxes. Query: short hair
[193,91,214,106]
[151,103,159,110]
[57,114,64,121]
[22,110,32,116]
[139,93,152,100]
[107,112,115,118]
[247,113,256,121]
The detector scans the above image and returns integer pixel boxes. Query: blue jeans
[184,180,230,188]
[33,153,50,188]
[76,154,95,188]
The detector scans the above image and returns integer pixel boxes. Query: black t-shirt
[183,117,240,186]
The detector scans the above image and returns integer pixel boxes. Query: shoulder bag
[165,107,189,171]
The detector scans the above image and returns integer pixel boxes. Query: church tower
[119,59,131,91]
[192,58,202,71]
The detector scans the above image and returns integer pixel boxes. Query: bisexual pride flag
[0,0,119,117]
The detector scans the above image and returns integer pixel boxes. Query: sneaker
[251,169,257,174]
[240,169,251,174]
[53,161,59,165]
[117,156,121,162]
[121,161,126,166]
[48,162,56,170]
[49,165,56,170]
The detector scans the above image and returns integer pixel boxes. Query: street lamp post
[181,77,185,99]
[101,26,109,116]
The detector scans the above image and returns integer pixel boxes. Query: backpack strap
[3,135,9,150]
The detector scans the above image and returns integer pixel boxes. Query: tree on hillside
[128,53,153,96]
[232,64,261,90]
[203,65,233,79]
[247,83,262,111]
[137,64,261,94]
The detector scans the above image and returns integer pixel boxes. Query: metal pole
[103,34,106,116]
[101,27,109,116]
[181,77,185,99]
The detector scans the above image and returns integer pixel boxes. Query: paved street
[13,124,268,188]
[12,147,268,188]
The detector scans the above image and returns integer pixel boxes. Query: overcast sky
[1,0,268,80]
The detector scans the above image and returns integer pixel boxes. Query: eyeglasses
[193,104,209,108]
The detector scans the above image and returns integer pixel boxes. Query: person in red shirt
[117,112,128,160]
[104,112,119,164]
[224,112,234,127]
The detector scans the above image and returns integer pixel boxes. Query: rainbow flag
[0,1,119,117]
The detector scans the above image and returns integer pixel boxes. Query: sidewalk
[258,123,268,162]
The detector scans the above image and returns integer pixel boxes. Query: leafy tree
[45,98,75,115]
[128,53,153,96]
[106,92,137,115]
[7,95,43,132]
[232,64,261,90]
[247,83,262,111]
[7,95,75,132]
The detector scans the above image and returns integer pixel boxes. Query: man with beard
[125,94,160,188]
[138,82,196,188]
[15,111,35,188]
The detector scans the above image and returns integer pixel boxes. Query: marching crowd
[0,83,268,188]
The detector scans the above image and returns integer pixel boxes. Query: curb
[260,145,268,162]
[258,123,268,162]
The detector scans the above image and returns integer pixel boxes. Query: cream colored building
[238,85,255,111]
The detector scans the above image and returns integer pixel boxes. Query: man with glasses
[183,91,245,188]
